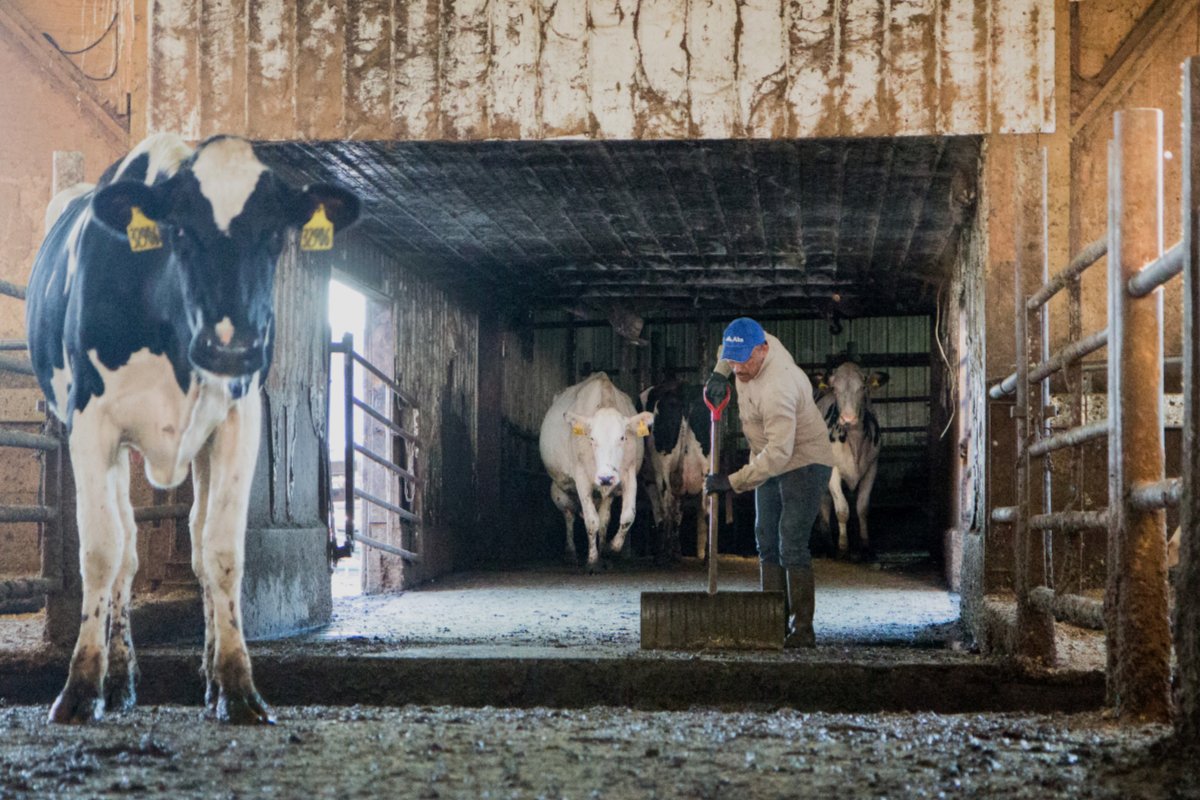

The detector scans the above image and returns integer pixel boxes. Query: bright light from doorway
[329,278,366,598]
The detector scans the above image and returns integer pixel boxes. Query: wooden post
[1176,56,1200,741]
[1108,107,1171,723]
[1013,146,1056,664]
[43,152,84,647]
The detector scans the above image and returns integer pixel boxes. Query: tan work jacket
[714,333,834,493]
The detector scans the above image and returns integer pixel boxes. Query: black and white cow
[816,362,888,558]
[638,381,711,562]
[26,133,359,724]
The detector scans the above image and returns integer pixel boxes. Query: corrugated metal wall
[510,313,938,558]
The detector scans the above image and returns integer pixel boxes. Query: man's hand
[704,473,732,495]
[704,371,730,407]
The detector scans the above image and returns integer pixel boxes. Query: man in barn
[703,318,835,648]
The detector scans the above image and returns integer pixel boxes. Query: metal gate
[328,332,422,567]
[988,56,1200,728]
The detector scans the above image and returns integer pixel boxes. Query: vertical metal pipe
[343,332,356,552]
[1175,56,1200,741]
[1109,107,1171,723]
[1014,147,1056,664]
[1038,147,1055,591]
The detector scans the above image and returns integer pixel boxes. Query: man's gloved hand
[704,473,732,495]
[704,371,730,407]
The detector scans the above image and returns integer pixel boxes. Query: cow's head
[566,409,654,491]
[827,362,888,427]
[90,136,360,379]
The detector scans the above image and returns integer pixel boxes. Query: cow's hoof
[48,684,103,724]
[216,688,275,725]
[103,668,138,714]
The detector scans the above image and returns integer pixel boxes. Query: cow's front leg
[190,443,219,708]
[104,449,139,713]
[573,473,603,572]
[828,469,851,557]
[197,392,272,725]
[550,482,579,565]
[50,424,123,724]
[608,466,639,554]
[854,462,879,559]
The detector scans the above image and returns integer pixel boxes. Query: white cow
[817,362,889,558]
[539,372,653,572]
[638,381,710,562]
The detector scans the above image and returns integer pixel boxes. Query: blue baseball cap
[721,317,766,363]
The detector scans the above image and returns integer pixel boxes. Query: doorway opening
[328,278,366,598]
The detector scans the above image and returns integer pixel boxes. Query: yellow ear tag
[636,420,650,437]
[571,423,585,436]
[300,204,334,251]
[126,206,162,252]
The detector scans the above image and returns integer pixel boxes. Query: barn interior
[8,3,1200,791]
[261,135,980,583]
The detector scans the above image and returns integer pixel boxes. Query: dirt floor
[0,704,1195,799]
[1,555,1156,798]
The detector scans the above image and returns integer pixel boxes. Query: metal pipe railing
[0,354,34,376]
[1029,510,1109,532]
[990,328,1109,399]
[1027,420,1109,458]
[0,429,59,451]
[0,505,55,523]
[1128,240,1186,298]
[1129,477,1182,512]
[0,279,25,300]
[1026,238,1108,311]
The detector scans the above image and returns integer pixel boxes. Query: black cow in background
[638,381,712,562]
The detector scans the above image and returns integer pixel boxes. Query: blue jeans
[754,464,833,569]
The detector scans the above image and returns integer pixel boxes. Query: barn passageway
[319,556,960,654]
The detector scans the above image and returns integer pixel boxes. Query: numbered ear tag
[127,206,162,252]
[300,204,334,251]
[636,420,650,438]
[571,423,586,436]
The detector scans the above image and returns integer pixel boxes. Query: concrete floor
[320,554,962,654]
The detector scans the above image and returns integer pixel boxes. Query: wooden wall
[145,0,1056,142]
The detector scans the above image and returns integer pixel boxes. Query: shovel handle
[707,405,723,595]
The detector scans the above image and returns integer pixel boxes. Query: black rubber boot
[784,567,816,648]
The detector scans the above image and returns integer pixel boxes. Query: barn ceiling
[259,137,980,320]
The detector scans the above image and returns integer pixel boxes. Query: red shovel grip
[704,390,731,422]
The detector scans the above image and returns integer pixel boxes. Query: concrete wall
[142,0,1056,142]
[0,4,130,583]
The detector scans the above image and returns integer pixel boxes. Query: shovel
[639,386,785,650]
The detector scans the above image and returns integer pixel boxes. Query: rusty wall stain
[151,1,1052,140]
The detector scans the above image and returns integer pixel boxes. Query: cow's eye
[266,230,283,251]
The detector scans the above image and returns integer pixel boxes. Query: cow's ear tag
[300,204,334,251]
[571,423,586,436]
[636,419,650,437]
[126,206,162,252]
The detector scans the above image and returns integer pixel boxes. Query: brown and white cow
[638,381,710,562]
[539,372,653,572]
[817,362,889,558]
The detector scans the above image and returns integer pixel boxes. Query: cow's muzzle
[189,329,268,377]
[597,475,617,487]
